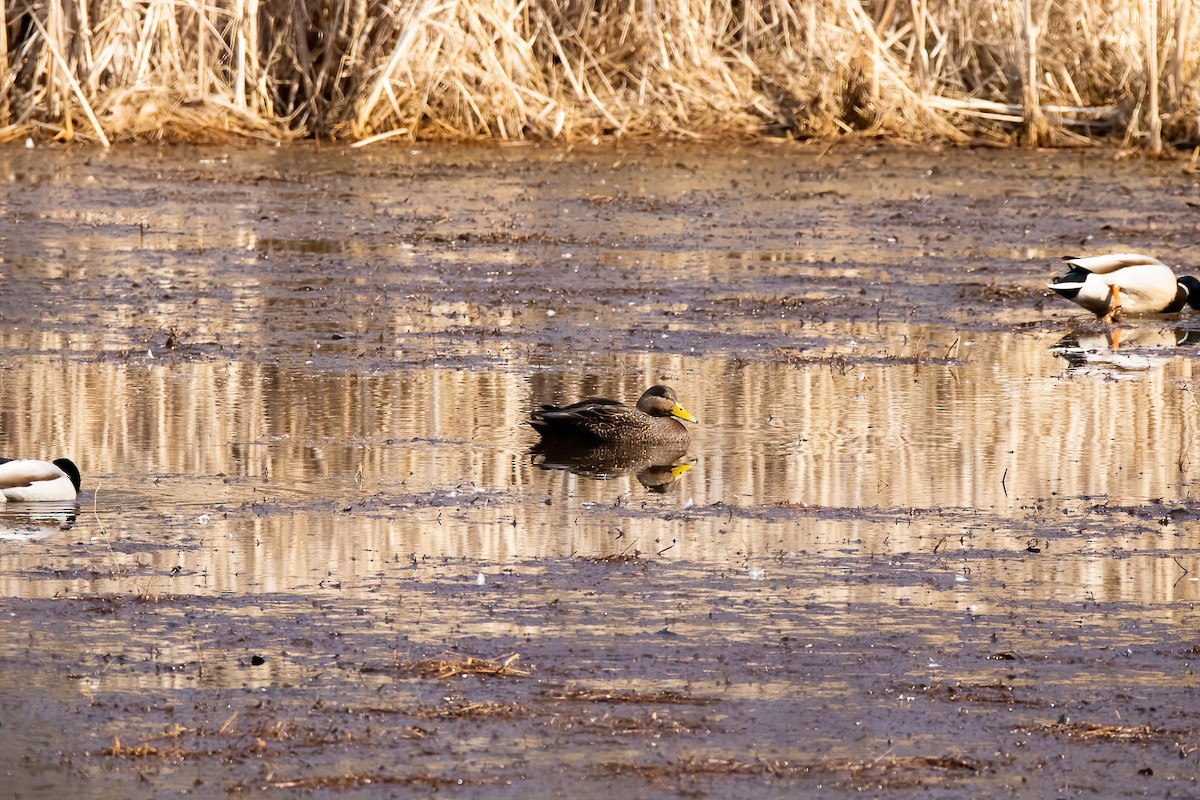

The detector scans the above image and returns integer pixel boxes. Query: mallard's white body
[1049,253,1200,319]
[0,459,82,502]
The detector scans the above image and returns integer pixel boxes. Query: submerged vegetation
[1,0,1197,147]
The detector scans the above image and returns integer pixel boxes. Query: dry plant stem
[912,0,928,90]
[1146,0,1163,154]
[196,0,207,96]
[1020,0,1049,146]
[0,0,8,125]
[349,127,411,148]
[90,479,114,559]
[1175,0,1192,124]
[235,0,246,108]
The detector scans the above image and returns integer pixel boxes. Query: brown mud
[2,142,1200,798]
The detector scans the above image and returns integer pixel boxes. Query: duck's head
[52,458,82,494]
[1179,276,1200,310]
[636,385,699,424]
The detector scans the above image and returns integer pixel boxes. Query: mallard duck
[0,458,81,502]
[1048,253,1200,323]
[529,385,698,445]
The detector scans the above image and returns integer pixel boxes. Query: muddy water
[3,144,1200,797]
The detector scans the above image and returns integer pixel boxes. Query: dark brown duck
[529,385,698,445]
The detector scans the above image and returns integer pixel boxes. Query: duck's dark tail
[53,458,82,493]
[1048,266,1090,300]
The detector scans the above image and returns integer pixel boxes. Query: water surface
[3,143,1200,797]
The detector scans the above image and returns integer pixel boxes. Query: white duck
[0,458,82,502]
[1049,253,1200,323]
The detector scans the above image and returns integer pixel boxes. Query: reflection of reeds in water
[3,0,1196,145]
[2,329,1199,604]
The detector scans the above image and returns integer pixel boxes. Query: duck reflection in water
[1051,326,1200,377]
[528,385,699,492]
[0,504,78,542]
[531,440,696,493]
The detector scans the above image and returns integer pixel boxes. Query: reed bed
[1,0,1198,146]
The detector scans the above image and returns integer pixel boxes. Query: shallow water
[3,143,1200,797]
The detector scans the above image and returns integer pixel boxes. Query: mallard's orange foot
[1101,284,1123,325]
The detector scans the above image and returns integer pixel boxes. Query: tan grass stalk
[1146,0,1163,154]
[1020,0,1050,146]
[0,0,8,125]
[349,126,411,147]
[196,0,207,95]
[1173,0,1191,112]
[911,0,928,89]
[234,0,247,108]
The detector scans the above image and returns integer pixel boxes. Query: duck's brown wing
[530,399,640,439]
[542,397,623,412]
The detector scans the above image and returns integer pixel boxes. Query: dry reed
[3,1,1198,147]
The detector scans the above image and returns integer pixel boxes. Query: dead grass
[246,773,495,791]
[554,688,718,705]
[597,753,993,786]
[415,701,528,719]
[583,551,646,564]
[3,1,1198,146]
[770,348,959,370]
[367,651,532,679]
[557,711,700,736]
[104,736,223,760]
[1024,719,1200,750]
[906,679,1047,706]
